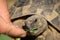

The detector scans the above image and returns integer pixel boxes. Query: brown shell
[7,0,60,40]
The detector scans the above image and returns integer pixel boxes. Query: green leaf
[16,38,21,40]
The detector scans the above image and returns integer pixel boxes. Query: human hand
[0,17,26,40]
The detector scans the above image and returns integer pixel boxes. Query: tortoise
[7,0,60,40]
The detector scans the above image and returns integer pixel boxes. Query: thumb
[0,17,26,37]
[6,25,26,37]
